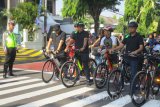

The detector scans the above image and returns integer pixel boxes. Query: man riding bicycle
[46,24,67,66]
[65,22,92,85]
[109,21,144,91]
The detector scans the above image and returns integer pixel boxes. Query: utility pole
[7,0,10,29]
[43,0,47,48]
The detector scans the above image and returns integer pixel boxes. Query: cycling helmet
[103,26,113,32]
[77,22,85,27]
[74,22,78,27]
[128,22,138,28]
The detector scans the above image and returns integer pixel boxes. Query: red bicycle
[93,50,118,89]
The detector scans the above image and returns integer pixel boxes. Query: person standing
[2,20,17,78]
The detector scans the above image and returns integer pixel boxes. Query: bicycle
[42,50,61,83]
[93,50,119,89]
[60,48,97,88]
[42,46,75,83]
[107,53,134,98]
[131,52,160,107]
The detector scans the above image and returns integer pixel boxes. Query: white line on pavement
[102,95,131,107]
[0,77,30,83]
[18,87,94,107]
[0,81,55,95]
[0,79,40,89]
[0,84,65,105]
[142,100,160,107]
[62,91,108,107]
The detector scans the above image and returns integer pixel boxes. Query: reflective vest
[6,33,17,48]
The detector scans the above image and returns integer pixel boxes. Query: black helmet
[74,22,79,27]
[77,22,84,27]
[128,22,138,28]
[52,24,60,31]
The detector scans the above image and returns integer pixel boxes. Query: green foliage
[112,15,117,20]
[0,12,7,32]
[99,17,105,24]
[124,0,143,21]
[12,2,38,31]
[62,0,120,34]
[115,17,128,34]
[2,2,38,40]
[124,0,160,36]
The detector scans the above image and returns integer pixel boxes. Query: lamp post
[7,0,10,29]
[43,0,47,48]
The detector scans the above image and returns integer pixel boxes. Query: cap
[52,24,60,31]
[128,22,138,28]
[8,20,15,25]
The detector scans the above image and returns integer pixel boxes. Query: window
[47,0,52,13]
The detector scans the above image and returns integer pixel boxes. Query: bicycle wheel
[93,63,108,89]
[42,60,54,83]
[88,58,97,76]
[60,61,79,88]
[131,71,151,107]
[107,69,123,98]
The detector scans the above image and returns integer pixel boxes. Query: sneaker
[9,73,15,76]
[3,73,7,78]
[53,76,59,81]
[86,80,93,86]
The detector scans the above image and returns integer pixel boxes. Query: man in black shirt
[109,22,144,91]
[46,24,67,65]
[65,22,92,85]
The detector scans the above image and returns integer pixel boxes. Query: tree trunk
[93,16,99,36]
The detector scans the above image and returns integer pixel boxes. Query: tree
[2,2,38,40]
[124,0,143,22]
[115,17,127,34]
[62,0,120,34]
[124,0,160,36]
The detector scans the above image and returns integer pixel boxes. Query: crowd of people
[2,19,160,89]
[45,21,160,87]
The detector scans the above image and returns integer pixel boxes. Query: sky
[56,0,125,19]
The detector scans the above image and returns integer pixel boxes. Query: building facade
[0,0,56,15]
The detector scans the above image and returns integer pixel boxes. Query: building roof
[100,15,118,26]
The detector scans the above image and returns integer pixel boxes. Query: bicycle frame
[73,56,83,72]
[105,51,113,71]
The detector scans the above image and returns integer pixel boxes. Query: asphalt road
[0,70,160,107]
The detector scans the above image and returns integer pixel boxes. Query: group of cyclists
[45,21,160,106]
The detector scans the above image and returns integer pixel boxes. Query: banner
[38,0,43,16]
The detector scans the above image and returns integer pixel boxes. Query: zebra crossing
[0,72,160,107]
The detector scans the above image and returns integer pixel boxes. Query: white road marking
[142,100,160,107]
[18,87,93,107]
[0,77,30,83]
[0,84,65,105]
[62,91,108,107]
[102,95,131,107]
[0,79,40,89]
[0,81,55,95]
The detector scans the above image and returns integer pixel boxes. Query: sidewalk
[0,47,45,64]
